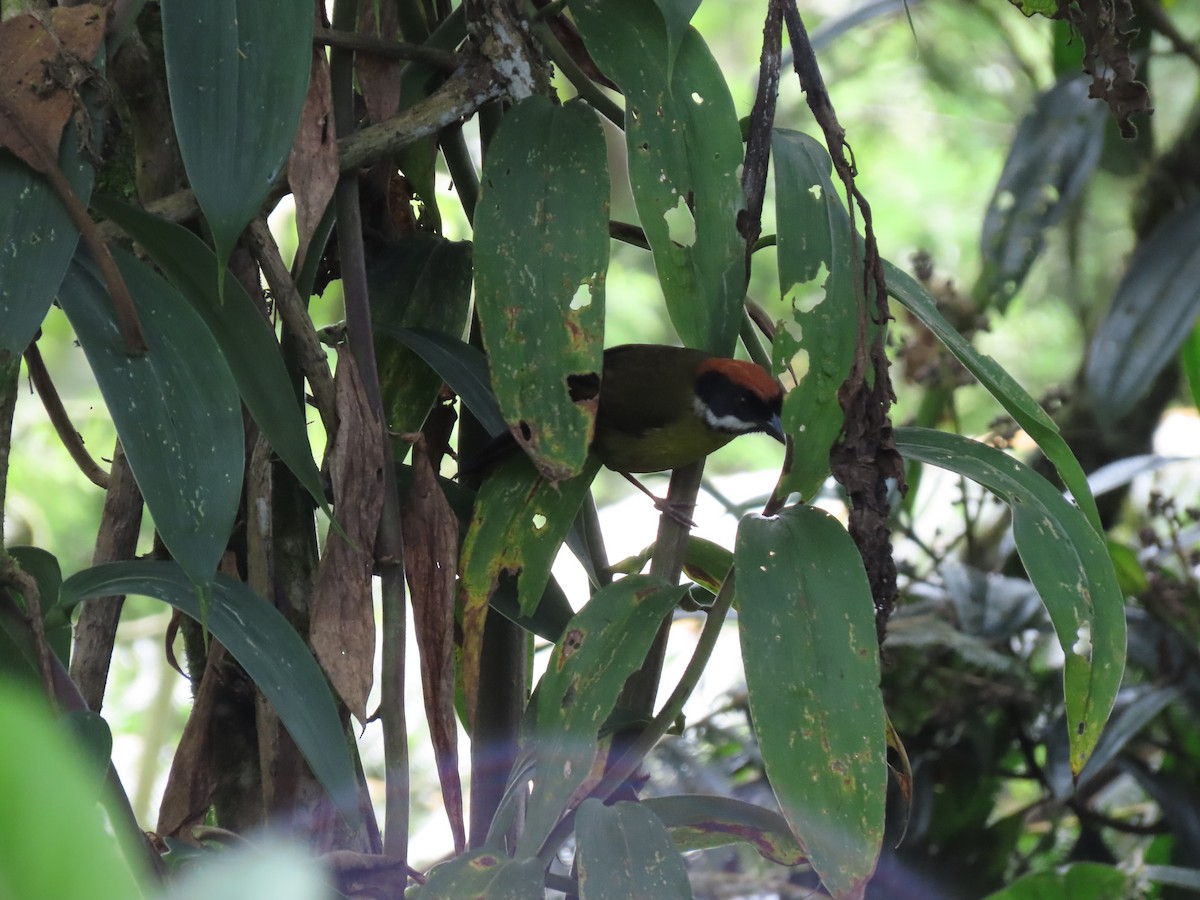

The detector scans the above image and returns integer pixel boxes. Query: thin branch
[244,217,338,437]
[23,343,110,489]
[313,26,462,70]
[330,0,410,863]
[1140,0,1200,71]
[740,0,783,274]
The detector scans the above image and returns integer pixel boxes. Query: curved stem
[24,343,110,489]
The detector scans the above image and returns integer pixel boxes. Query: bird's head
[692,358,786,444]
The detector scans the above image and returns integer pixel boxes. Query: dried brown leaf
[157,643,225,838]
[287,42,338,269]
[0,7,104,173]
[402,436,465,853]
[310,350,384,723]
[356,0,402,125]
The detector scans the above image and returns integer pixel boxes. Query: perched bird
[462,344,786,494]
[590,344,785,473]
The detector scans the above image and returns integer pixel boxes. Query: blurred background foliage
[6,0,1200,897]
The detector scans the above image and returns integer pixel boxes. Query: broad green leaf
[736,505,886,898]
[1085,200,1200,422]
[369,236,473,435]
[886,260,1102,532]
[976,76,1106,310]
[981,862,1128,899]
[61,561,361,827]
[6,545,69,665]
[474,96,609,479]
[160,0,312,272]
[517,575,687,857]
[59,252,243,589]
[415,850,544,898]
[0,127,94,360]
[643,795,806,866]
[896,427,1126,774]
[94,198,329,516]
[0,686,146,900]
[651,0,701,75]
[771,130,862,499]
[576,799,693,899]
[573,0,746,354]
[378,326,508,439]
[458,454,601,739]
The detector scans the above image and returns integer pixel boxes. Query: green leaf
[61,560,361,828]
[517,575,687,857]
[160,0,312,272]
[474,96,609,479]
[1084,200,1200,422]
[981,861,1128,899]
[0,686,146,900]
[6,546,68,665]
[976,76,1106,310]
[642,794,806,866]
[576,799,693,899]
[59,252,243,589]
[1181,316,1200,414]
[415,850,544,898]
[681,536,733,593]
[93,198,329,516]
[369,236,473,435]
[650,0,701,76]
[771,130,862,499]
[735,505,886,898]
[0,127,94,360]
[573,0,746,354]
[886,260,1102,532]
[896,427,1126,774]
[378,326,508,439]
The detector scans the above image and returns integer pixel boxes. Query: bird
[589,343,785,473]
[460,344,786,510]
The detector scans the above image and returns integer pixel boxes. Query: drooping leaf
[474,95,608,480]
[1084,200,1200,423]
[160,0,313,272]
[308,351,383,723]
[458,453,601,728]
[896,427,1126,774]
[401,439,465,853]
[378,326,507,439]
[59,251,243,589]
[771,130,862,499]
[573,0,746,354]
[60,561,361,827]
[94,197,329,516]
[642,794,806,866]
[887,260,1102,532]
[976,75,1106,310]
[0,127,93,360]
[736,505,886,899]
[576,798,693,899]
[516,575,687,858]
[369,236,473,435]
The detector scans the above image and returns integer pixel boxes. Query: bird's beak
[765,413,786,444]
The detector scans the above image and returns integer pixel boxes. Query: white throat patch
[695,395,753,434]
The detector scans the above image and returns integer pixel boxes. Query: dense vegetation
[1,0,1198,897]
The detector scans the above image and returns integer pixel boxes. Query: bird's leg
[620,472,697,529]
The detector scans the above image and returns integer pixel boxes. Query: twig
[1140,0,1200,70]
[740,0,783,276]
[244,218,338,436]
[330,0,410,863]
[23,343,110,490]
[313,26,462,70]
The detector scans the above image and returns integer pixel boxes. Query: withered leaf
[287,34,338,269]
[0,7,104,174]
[310,350,384,723]
[356,0,402,125]
[402,436,465,853]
